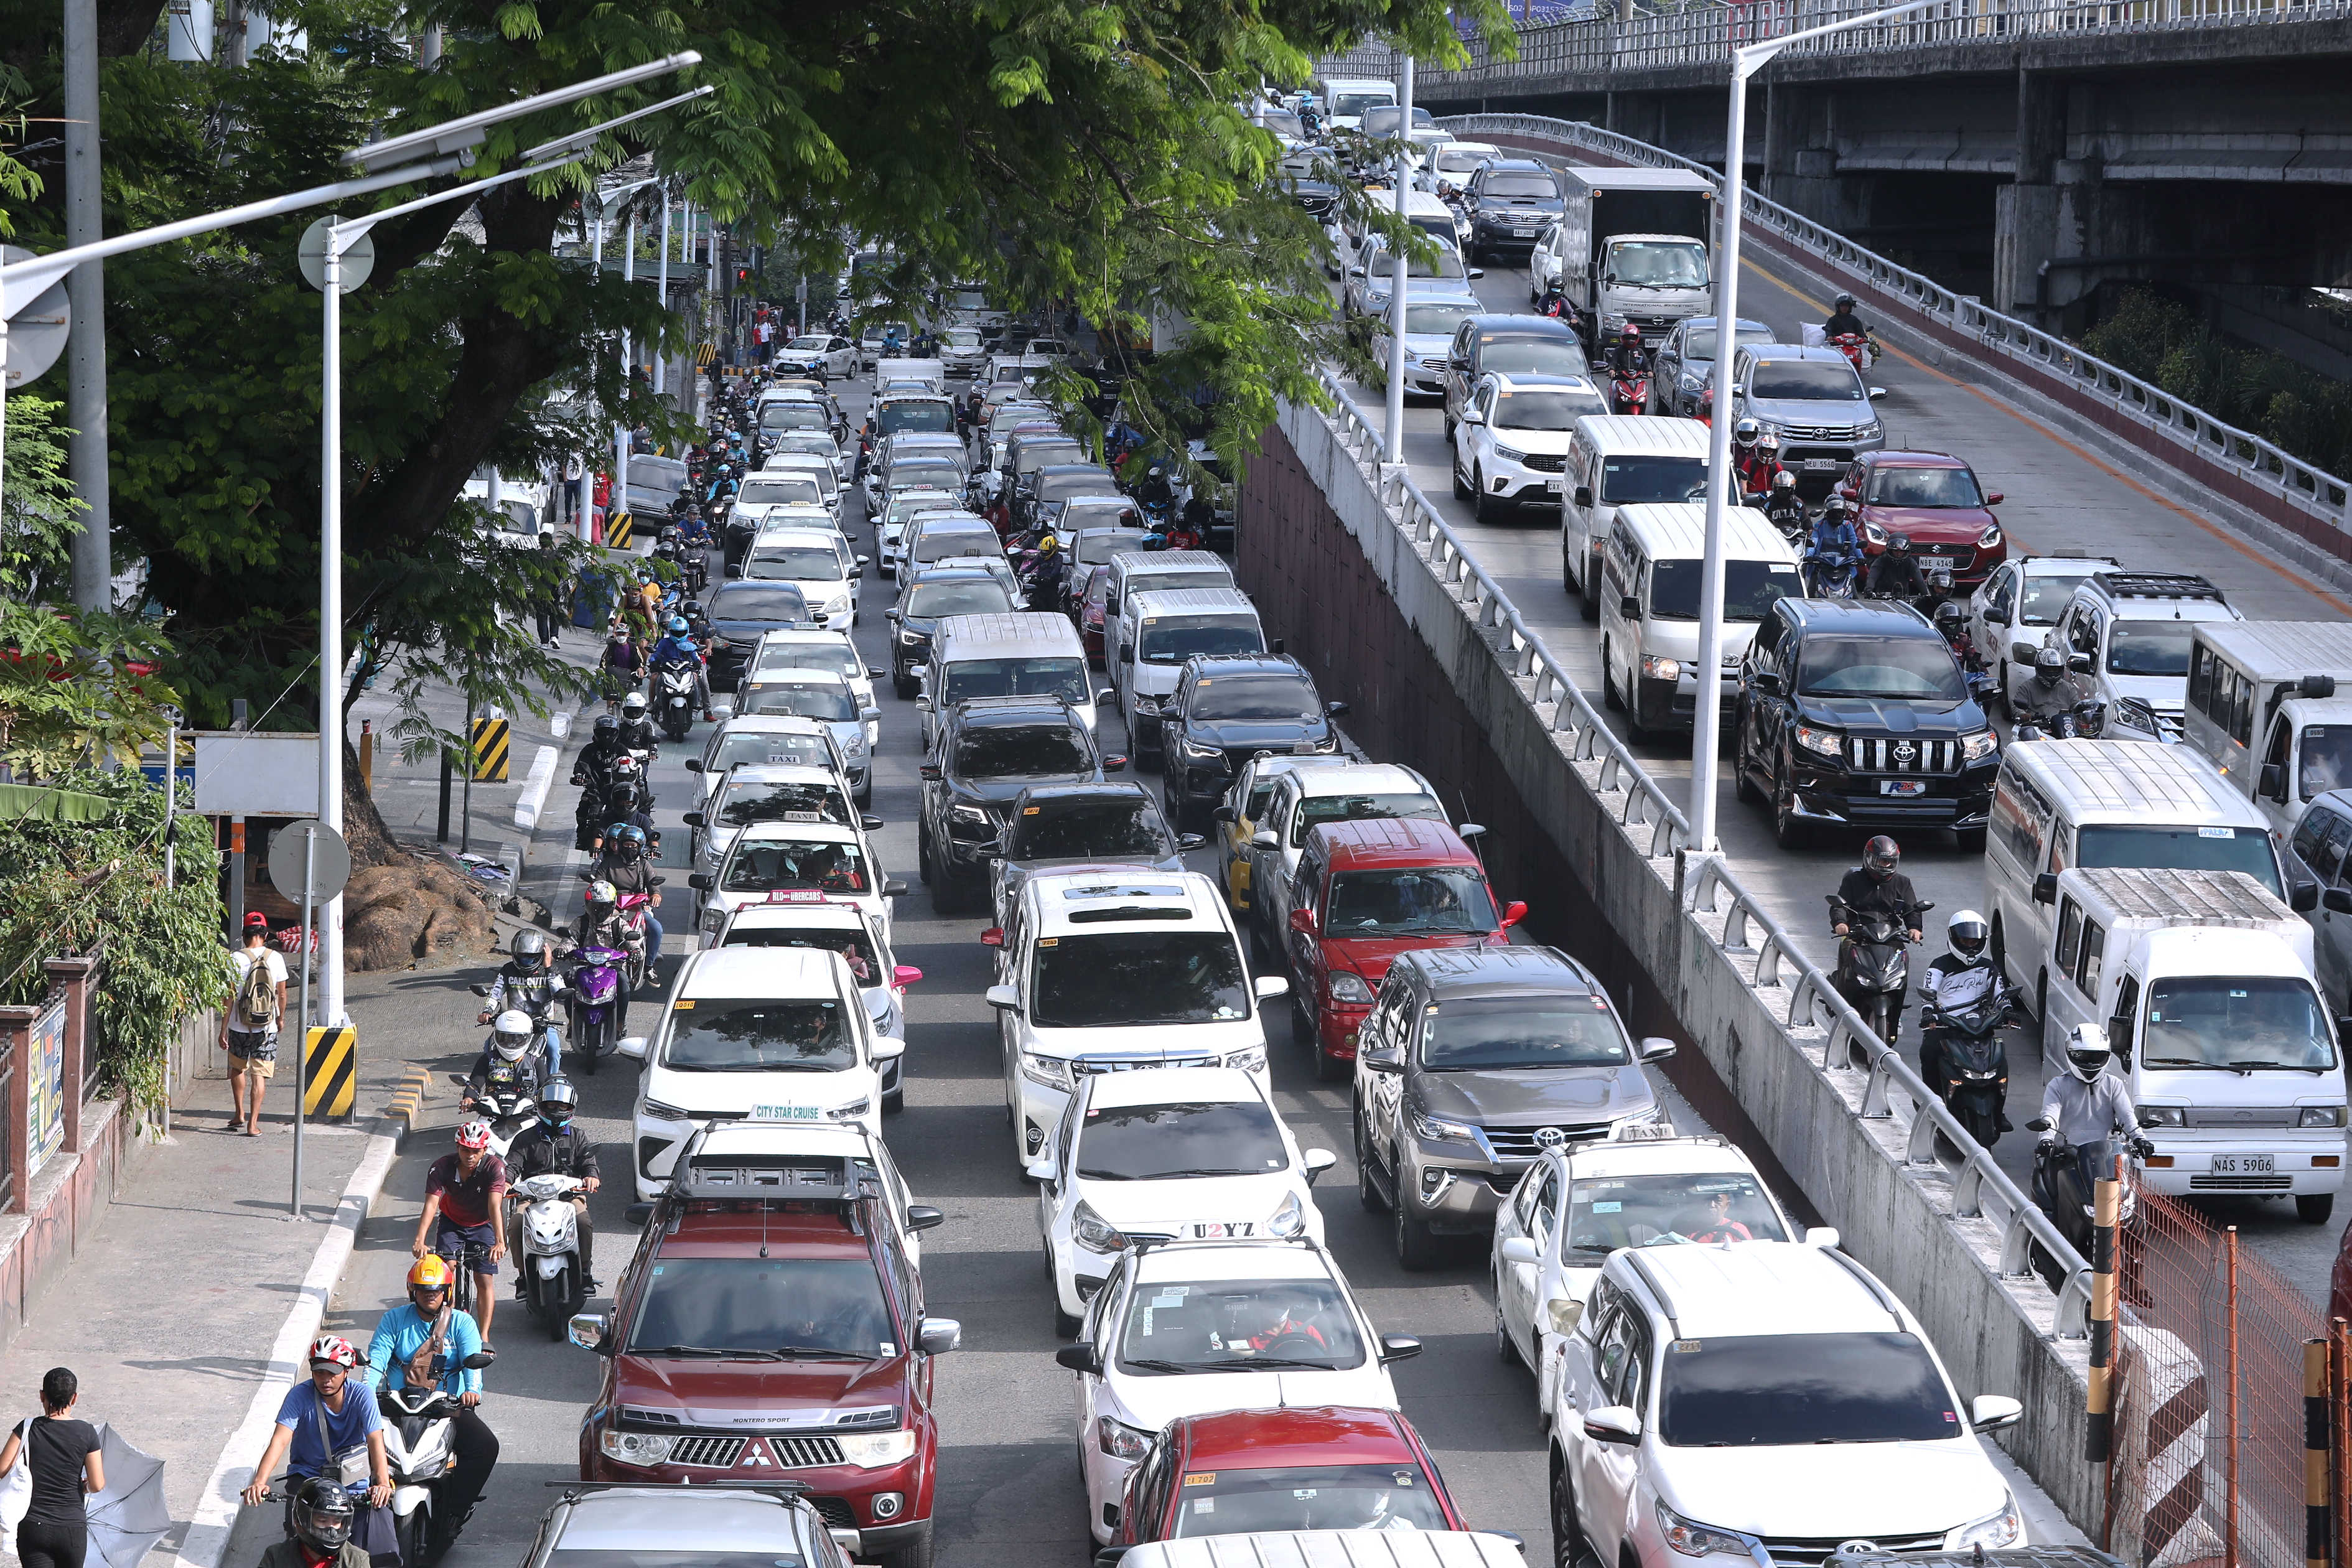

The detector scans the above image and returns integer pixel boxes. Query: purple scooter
[566,946,628,1075]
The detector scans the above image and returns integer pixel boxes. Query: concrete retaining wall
[1239,397,2099,1529]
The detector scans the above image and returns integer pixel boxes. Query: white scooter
[378,1348,493,1568]
[511,1172,590,1338]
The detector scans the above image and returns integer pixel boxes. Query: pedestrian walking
[0,1368,105,1568]
[534,532,567,648]
[223,913,288,1136]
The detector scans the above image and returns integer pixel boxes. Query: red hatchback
[1108,1405,1467,1550]
[1838,449,2007,592]
[574,1131,954,1568]
[1286,816,1524,1081]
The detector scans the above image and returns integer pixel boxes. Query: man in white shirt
[223,912,289,1136]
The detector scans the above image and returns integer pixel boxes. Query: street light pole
[1686,0,1933,853]
[1383,54,1416,467]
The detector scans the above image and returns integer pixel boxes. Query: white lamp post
[1686,0,1932,854]
[1383,54,1416,465]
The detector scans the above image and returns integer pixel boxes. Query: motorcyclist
[1934,600,1984,673]
[1824,292,1870,342]
[1831,837,1924,1037]
[595,826,666,975]
[615,690,660,757]
[1026,533,1070,612]
[590,777,659,859]
[256,1477,368,1568]
[649,615,714,722]
[1174,493,1215,552]
[1537,281,1577,329]
[2014,645,2077,734]
[1729,420,1768,495]
[677,599,712,647]
[505,1079,603,1292]
[571,880,642,1024]
[1916,908,2002,1120]
[1865,532,1928,600]
[599,627,644,712]
[1604,324,1648,383]
[477,930,564,1071]
[359,1257,498,1559]
[568,714,623,793]
[1803,498,1860,594]
[464,1012,555,1114]
[2040,1024,2150,1203]
[1132,461,1177,519]
[1762,470,1806,537]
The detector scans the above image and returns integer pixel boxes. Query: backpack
[236,950,280,1029]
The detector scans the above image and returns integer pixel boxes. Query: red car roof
[1313,816,1480,871]
[1177,1406,1421,1470]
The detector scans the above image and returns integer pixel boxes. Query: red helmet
[1618,324,1642,346]
[455,1118,493,1150]
[309,1335,361,1371]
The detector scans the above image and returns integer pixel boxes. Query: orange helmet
[407,1255,454,1294]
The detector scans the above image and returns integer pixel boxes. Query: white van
[1113,586,1265,760]
[2183,620,2352,837]
[2035,866,2346,1223]
[918,612,1099,751]
[1984,738,2313,1010]
[1557,416,1712,619]
[1315,76,1399,131]
[1596,502,1800,735]
[1103,549,1234,625]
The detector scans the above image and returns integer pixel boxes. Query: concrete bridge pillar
[1994,68,2072,322]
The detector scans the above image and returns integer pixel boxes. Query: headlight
[1679,372,1702,391]
[1095,1417,1152,1460]
[1641,655,1682,681]
[826,1098,872,1121]
[1944,1496,2022,1551]
[897,628,927,646]
[599,1430,678,1467]
[1313,732,1340,754]
[1267,1190,1306,1237]
[950,802,992,827]
[1655,1502,1752,1559]
[1961,728,1999,763]
[1073,1200,1128,1253]
[1410,1106,1477,1143]
[1132,694,1162,714]
[836,1428,918,1468]
[1020,1051,1071,1090]
[1328,970,1374,1004]
[2137,1104,2186,1128]
[1749,419,1780,439]
[640,1098,691,1123]
[1223,1046,1266,1073]
[700,908,724,932]
[824,595,851,615]
[1793,724,1844,761]
[2301,1106,2348,1128]
[1978,524,2004,550]
[1493,442,1528,464]
[1180,737,1223,762]
[1860,420,1883,439]
[1861,521,1887,545]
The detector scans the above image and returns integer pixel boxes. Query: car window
[1528,1165,1559,1246]
[2055,897,2083,973]
[722,836,870,894]
[2076,919,2106,997]
[1658,1333,1958,1445]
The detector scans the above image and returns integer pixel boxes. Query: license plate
[1546,478,1564,494]
[1803,458,1839,472]
[751,1104,823,1121]
[1880,779,1927,796]
[1514,227,1535,236]
[1193,1221,1256,1239]
[2212,1154,2275,1174]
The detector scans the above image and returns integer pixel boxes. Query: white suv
[1451,371,1608,525]
[2046,569,2241,741]
[706,894,919,1110]
[1243,762,1447,946]
[1549,1242,2025,1566]
[987,870,1287,1173]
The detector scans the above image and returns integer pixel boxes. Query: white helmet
[2066,1022,2110,1083]
[1946,908,1989,961]
[493,1009,534,1060]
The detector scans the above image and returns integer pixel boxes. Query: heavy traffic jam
[299,71,2350,1568]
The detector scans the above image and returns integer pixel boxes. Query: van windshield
[1139,615,1264,663]
[2302,726,2352,800]
[2142,976,2335,1070]
[876,402,952,434]
[1030,931,1249,1028]
[941,656,1088,706]
[1331,92,1394,119]
[2107,620,2196,677]
[1600,455,1707,505]
[1648,559,1800,622]
[2074,824,2282,895]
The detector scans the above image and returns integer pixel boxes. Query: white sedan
[775,334,858,380]
[1029,1066,1336,1335]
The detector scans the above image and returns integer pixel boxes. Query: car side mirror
[986,984,1020,1011]
[1986,492,2005,505]
[1361,1042,1402,1071]
[1867,386,1888,401]
[906,1204,945,1233]
[1502,900,1528,928]
[688,873,713,891]
[1639,1037,1677,1062]
[920,764,943,780]
[1177,833,1206,851]
[1468,268,1486,279]
[915,696,933,710]
[872,1037,905,1062]
[1583,1404,1643,1446]
[1251,830,1280,851]
[1748,671,1781,696]
[1025,1155,1058,1182]
[1097,688,1119,706]
[861,814,885,832]
[1349,266,1366,278]
[1500,1235,1542,1266]
[981,928,1004,947]
[2259,763,2288,802]
[883,877,910,898]
[1572,486,1593,508]
[1378,1334,1422,1365]
[1460,408,1485,426]
[1325,700,1350,717]
[616,1035,647,1060]
[2292,878,2321,913]
[684,758,705,773]
[1118,643,1134,665]
[918,1317,962,1355]
[567,1314,611,1353]
[894,964,925,986]
[2325,888,2352,915]
[681,811,706,829]
[1302,1148,1337,1184]
[1289,907,1317,935]
[1971,1394,2023,1433]
[2033,872,2058,905]
[1253,974,1291,1001]
[1104,755,1129,773]
[1804,1225,1841,1249]
[1618,594,1643,620]
[1055,1343,1102,1372]
[2069,653,2094,674]
[1987,607,2010,627]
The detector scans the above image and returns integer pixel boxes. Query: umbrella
[83,1425,170,1568]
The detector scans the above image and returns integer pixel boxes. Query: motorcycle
[1923,973,2018,1149]
[1828,330,1878,374]
[1804,550,1860,599]
[614,889,660,990]
[2025,1124,2150,1257]
[1608,363,1651,416]
[375,1356,493,1568]
[510,1172,591,1337]
[653,659,699,743]
[564,946,628,1076]
[1828,895,1931,1047]
[2014,698,2109,744]
[467,980,566,1074]
[449,1071,537,1159]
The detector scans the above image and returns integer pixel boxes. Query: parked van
[1984,739,2313,1009]
[2182,621,2352,837]
[918,612,1099,751]
[2287,788,2352,1012]
[2035,866,2345,1223]
[1103,549,1235,623]
[1557,415,1711,618]
[1113,587,1266,760]
[1597,502,1800,735]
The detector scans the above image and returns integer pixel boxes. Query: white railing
[1314,366,2094,1332]
[1439,110,2352,535]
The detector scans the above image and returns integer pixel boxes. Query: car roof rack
[2088,570,2227,604]
[667,1129,885,1208]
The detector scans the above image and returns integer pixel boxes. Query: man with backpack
[223,912,288,1137]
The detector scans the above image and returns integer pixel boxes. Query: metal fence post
[2087,1155,2120,1462]
[2228,1226,2242,1568]
[2307,1337,2331,1568]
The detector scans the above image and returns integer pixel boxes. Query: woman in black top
[0,1368,105,1568]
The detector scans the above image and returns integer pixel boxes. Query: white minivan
[1595,502,1800,736]
[1112,586,1264,762]
[918,612,1099,751]
[1558,415,1711,618]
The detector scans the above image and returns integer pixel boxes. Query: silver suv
[1722,343,1885,482]
[1352,945,1674,1269]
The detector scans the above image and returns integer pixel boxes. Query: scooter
[564,946,628,1077]
[614,890,660,991]
[2014,699,2109,744]
[510,1172,591,1338]
[1829,895,1931,1047]
[1804,550,1860,599]
[1923,974,2018,1149]
[450,1069,538,1159]
[653,660,699,743]
[1609,365,1651,416]
[2025,1124,2152,1256]
[1828,330,1878,374]
[376,1354,493,1568]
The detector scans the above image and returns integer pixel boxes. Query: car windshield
[1040,472,1115,500]
[718,925,880,984]
[1608,241,1707,288]
[759,404,828,431]
[1118,1276,1366,1370]
[1496,388,1607,431]
[1397,250,1467,281]
[1076,1099,1288,1180]
[945,329,982,348]
[747,546,846,582]
[1866,466,1984,507]
[1168,1463,1451,1538]
[755,643,862,682]
[1405,301,1482,335]
[1141,615,1264,664]
[1192,674,1318,721]
[2142,976,2337,1070]
[887,497,958,528]
[662,998,853,1073]
[1332,92,1393,118]
[1065,508,1142,539]
[1796,636,1967,701]
[907,582,1013,618]
[1566,1172,1790,1254]
[741,683,857,722]
[1475,338,1585,382]
[1295,791,1445,844]
[1648,559,1801,622]
[1679,325,1772,363]
[1749,360,1867,402]
[957,725,1091,778]
[1658,1332,1956,1446]
[889,462,963,492]
[877,402,953,434]
[713,780,850,829]
[1031,931,1249,1029]
[2301,726,2352,800]
[941,657,1088,705]
[1422,994,1630,1068]
[788,336,830,350]
[1259,109,1305,137]
[2074,824,2283,895]
[709,732,834,773]
[1599,455,1707,505]
[625,1258,894,1358]
[1322,866,1495,938]
[720,836,870,895]
[2017,573,2094,626]
[1010,798,1169,859]
[2107,620,2198,677]
[739,477,823,506]
[709,586,810,622]
[779,434,840,457]
[1483,172,1557,198]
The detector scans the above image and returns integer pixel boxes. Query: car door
[1445,322,1477,424]
[1254,776,1302,938]
[1037,1083,1085,1242]
[2296,806,2352,1009]
[1581,1308,1652,1564]
[1460,379,1498,483]
[1654,325,1686,413]
[1497,1160,1557,1361]
[1076,1258,1129,1524]
[1286,849,1328,1007]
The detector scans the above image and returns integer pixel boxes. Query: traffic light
[734,266,752,285]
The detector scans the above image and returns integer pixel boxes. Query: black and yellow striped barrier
[696,342,716,367]
[303,1025,358,1122]
[471,715,510,782]
[606,510,634,549]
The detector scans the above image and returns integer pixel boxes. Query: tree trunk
[341,736,401,869]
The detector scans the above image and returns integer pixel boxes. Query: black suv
[1464,159,1564,264]
[1441,314,1589,440]
[885,566,1015,699]
[702,581,814,689]
[1159,653,1347,831]
[918,696,1125,912]
[1734,597,2000,851]
[987,781,1203,925]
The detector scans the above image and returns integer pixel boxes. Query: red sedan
[1838,449,2007,593]
[1109,1406,1467,1548]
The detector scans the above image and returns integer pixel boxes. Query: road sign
[297,218,375,294]
[1,246,70,390]
[266,819,351,902]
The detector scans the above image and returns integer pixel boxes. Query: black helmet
[1933,601,1966,630]
[538,1077,579,1127]
[1836,293,1857,313]
[1888,533,1913,554]
[2033,645,2067,686]
[1822,495,1850,518]
[1864,836,1900,879]
[292,1478,356,1554]
[1946,908,1989,961]
[592,714,619,743]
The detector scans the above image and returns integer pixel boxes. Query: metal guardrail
[1437,110,2352,536]
[1315,364,2094,1336]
